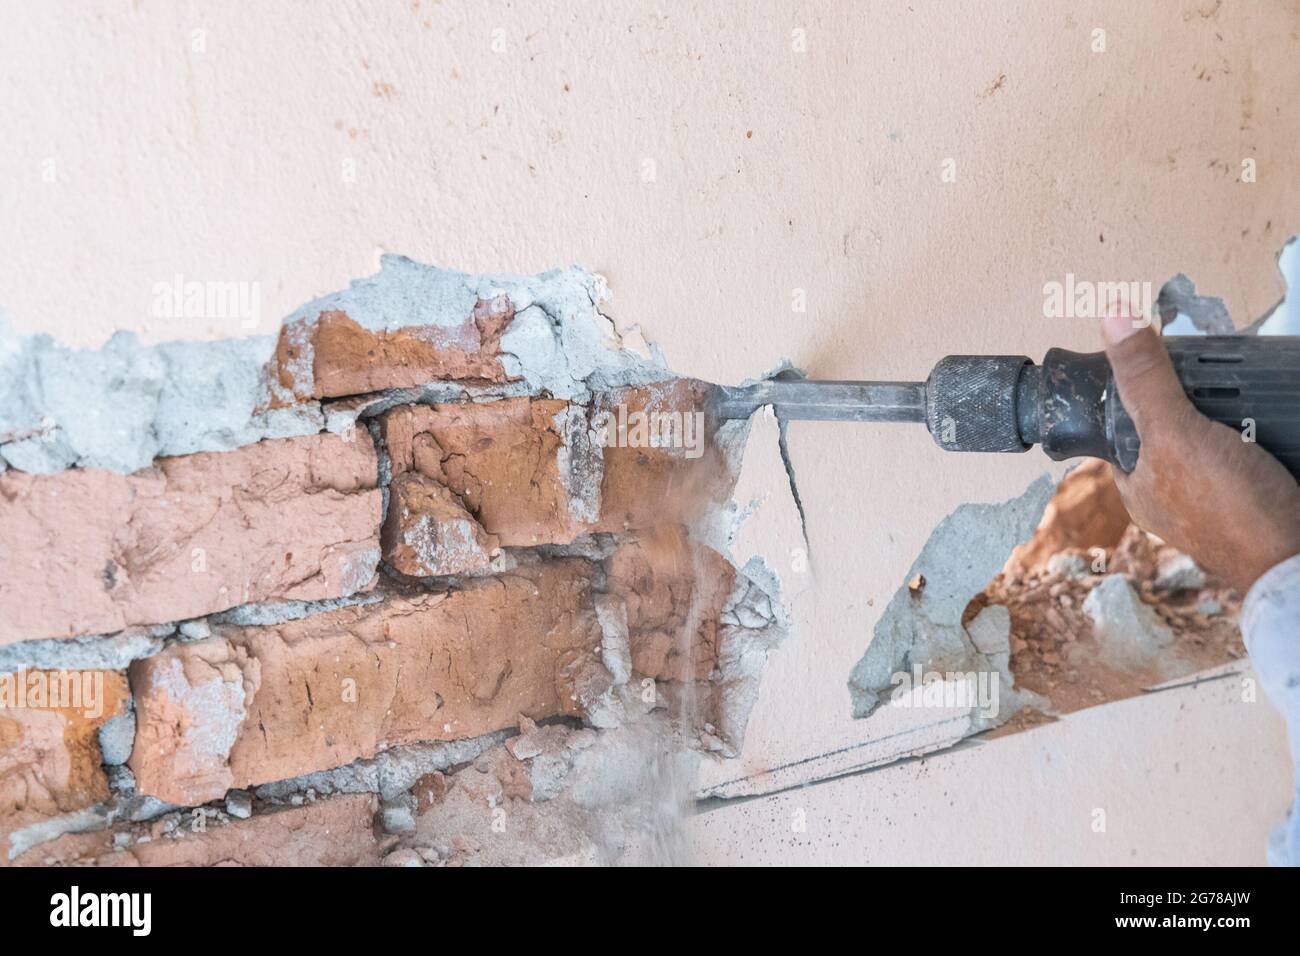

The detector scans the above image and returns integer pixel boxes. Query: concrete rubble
[979,462,1245,726]
[848,459,1248,747]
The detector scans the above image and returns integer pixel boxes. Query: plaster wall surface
[688,668,1292,865]
[3,0,1297,863]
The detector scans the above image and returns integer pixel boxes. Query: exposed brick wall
[13,793,384,867]
[0,260,786,866]
[128,560,605,805]
[0,433,382,643]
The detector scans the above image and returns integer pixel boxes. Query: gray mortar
[207,590,385,628]
[253,732,509,802]
[0,322,323,474]
[364,415,394,546]
[532,533,621,562]
[321,380,538,431]
[98,703,136,766]
[711,557,790,754]
[847,474,1056,724]
[224,789,253,820]
[276,254,670,404]
[553,404,604,524]
[0,625,170,675]
[5,789,177,862]
[0,255,667,474]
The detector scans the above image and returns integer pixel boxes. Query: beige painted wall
[3,0,1296,863]
[689,669,1291,865]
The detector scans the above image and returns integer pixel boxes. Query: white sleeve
[1241,553,1300,867]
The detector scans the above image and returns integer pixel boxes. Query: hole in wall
[969,460,1245,736]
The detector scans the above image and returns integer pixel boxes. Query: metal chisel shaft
[711,380,927,423]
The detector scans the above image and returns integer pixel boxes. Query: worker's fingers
[1101,311,1192,435]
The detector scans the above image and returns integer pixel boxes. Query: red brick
[0,433,383,644]
[382,473,500,577]
[605,527,736,683]
[269,298,514,403]
[378,399,599,546]
[0,670,130,858]
[128,560,604,804]
[593,380,731,534]
[13,793,382,867]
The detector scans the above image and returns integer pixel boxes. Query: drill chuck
[924,355,1031,454]
[924,337,1300,479]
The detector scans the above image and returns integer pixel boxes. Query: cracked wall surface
[0,259,788,866]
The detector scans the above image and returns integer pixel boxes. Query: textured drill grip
[925,355,1031,453]
[1116,336,1300,479]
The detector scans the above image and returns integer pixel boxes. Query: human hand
[1101,311,1300,592]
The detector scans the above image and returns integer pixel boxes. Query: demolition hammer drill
[710,336,1300,479]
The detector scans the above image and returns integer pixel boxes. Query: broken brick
[0,433,383,644]
[593,380,731,534]
[605,527,736,683]
[382,473,500,577]
[127,641,259,807]
[269,298,515,403]
[1009,459,1129,574]
[378,399,600,546]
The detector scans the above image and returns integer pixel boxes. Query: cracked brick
[378,399,598,546]
[382,473,501,577]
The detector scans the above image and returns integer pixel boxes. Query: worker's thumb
[1101,311,1190,434]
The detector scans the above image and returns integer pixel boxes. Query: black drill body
[712,336,1300,480]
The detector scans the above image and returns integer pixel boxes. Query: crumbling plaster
[4,0,1299,862]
